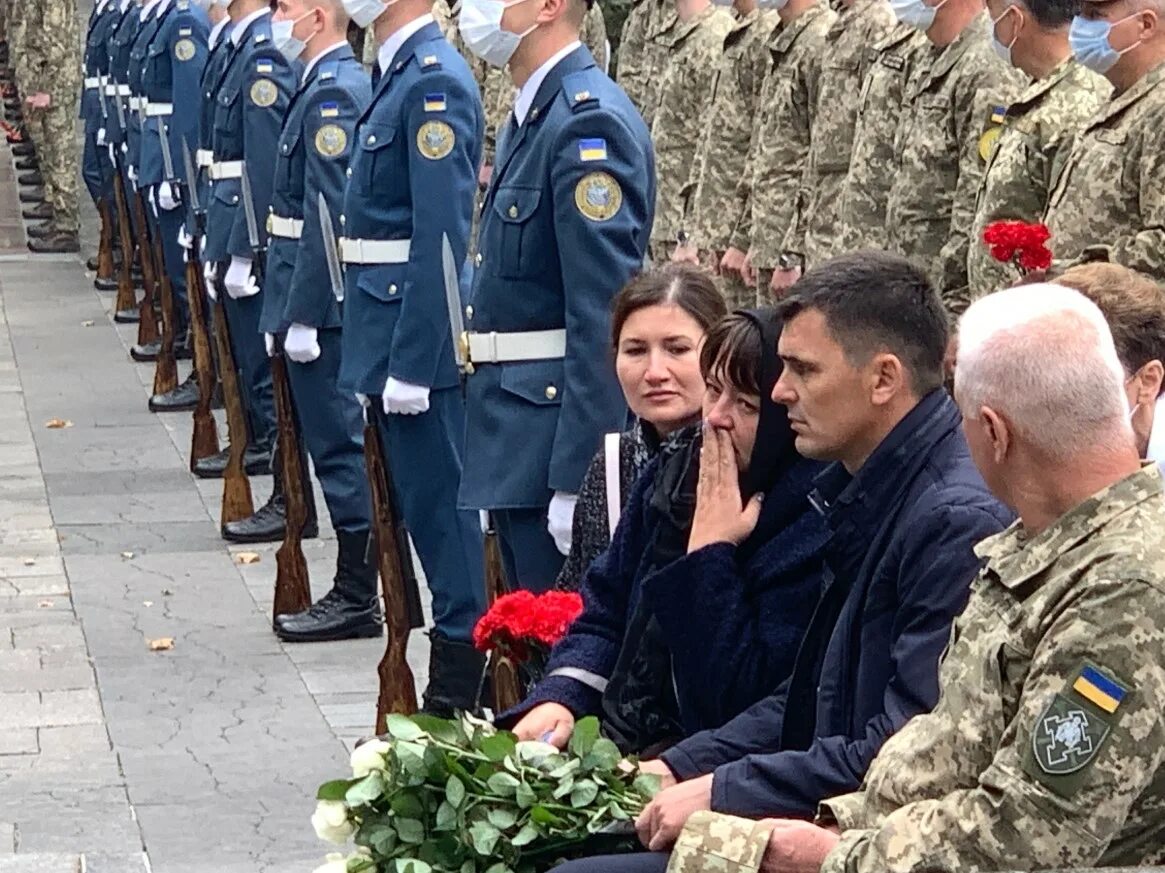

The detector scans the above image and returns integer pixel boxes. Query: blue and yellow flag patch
[578,138,607,162]
[1073,665,1128,713]
[424,93,447,112]
[257,61,273,74]
[320,101,340,118]
[990,104,1008,124]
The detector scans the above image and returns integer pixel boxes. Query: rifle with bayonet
[180,139,220,466]
[441,235,520,713]
[240,167,311,621]
[318,194,423,728]
[94,77,116,288]
[130,171,161,347]
[107,80,138,317]
[150,118,180,397]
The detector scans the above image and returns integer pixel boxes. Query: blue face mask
[890,0,946,31]
[1069,13,1141,73]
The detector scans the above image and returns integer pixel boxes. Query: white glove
[203,260,218,301]
[97,127,106,146]
[284,323,320,363]
[107,143,117,164]
[382,377,430,415]
[355,392,369,408]
[127,164,137,183]
[264,332,276,357]
[157,181,179,211]
[178,224,192,250]
[479,510,490,533]
[224,255,256,299]
[547,491,578,556]
[121,142,128,155]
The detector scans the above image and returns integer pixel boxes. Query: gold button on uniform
[544,385,557,400]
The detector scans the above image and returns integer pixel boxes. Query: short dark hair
[1020,0,1081,28]
[699,312,763,397]
[775,251,949,396]
[611,264,728,349]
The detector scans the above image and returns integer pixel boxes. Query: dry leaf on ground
[121,551,135,559]
[82,320,95,327]
[147,637,175,652]
[37,599,53,608]
[21,557,35,566]
[45,419,73,429]
[234,552,261,565]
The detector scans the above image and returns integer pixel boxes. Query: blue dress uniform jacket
[262,47,371,335]
[104,2,139,149]
[126,4,166,172]
[338,22,485,395]
[457,46,655,512]
[194,21,234,227]
[138,0,208,189]
[81,1,121,203]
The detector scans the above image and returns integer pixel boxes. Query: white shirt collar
[231,6,270,45]
[120,0,133,12]
[140,0,163,21]
[377,13,435,76]
[209,16,231,50]
[514,41,580,125]
[96,0,113,14]
[302,41,348,84]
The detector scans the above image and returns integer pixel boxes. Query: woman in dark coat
[501,310,830,755]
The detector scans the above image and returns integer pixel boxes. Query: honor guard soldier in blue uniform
[258,0,377,644]
[139,0,210,411]
[79,0,122,288]
[203,0,303,543]
[455,0,655,588]
[336,0,489,712]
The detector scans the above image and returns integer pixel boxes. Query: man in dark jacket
[551,251,1013,873]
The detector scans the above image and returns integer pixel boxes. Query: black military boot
[15,156,37,171]
[421,634,489,718]
[149,372,199,413]
[18,187,43,204]
[11,142,35,157]
[95,275,118,292]
[221,465,318,543]
[26,221,55,239]
[28,232,80,254]
[22,202,51,220]
[130,339,161,362]
[192,443,275,479]
[18,171,43,187]
[275,529,383,643]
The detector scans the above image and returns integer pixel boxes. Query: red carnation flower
[982,221,1053,275]
[472,590,584,663]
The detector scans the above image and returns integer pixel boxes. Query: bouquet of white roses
[312,712,660,873]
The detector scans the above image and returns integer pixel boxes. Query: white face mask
[459,0,539,68]
[989,4,1018,66]
[342,0,390,28]
[272,11,315,61]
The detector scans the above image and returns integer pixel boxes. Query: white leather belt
[339,238,411,264]
[117,84,131,97]
[466,329,567,363]
[84,77,101,90]
[103,84,119,96]
[196,149,214,168]
[209,160,243,180]
[269,215,303,239]
[145,102,173,117]
[129,96,144,111]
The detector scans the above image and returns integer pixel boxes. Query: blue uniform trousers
[82,131,112,204]
[372,391,485,642]
[284,328,370,534]
[493,507,565,593]
[549,855,667,873]
[220,270,275,452]
[150,189,190,334]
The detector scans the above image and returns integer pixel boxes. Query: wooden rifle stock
[185,241,219,466]
[212,297,254,526]
[96,198,115,283]
[270,351,311,621]
[150,228,179,396]
[131,190,160,346]
[110,167,137,314]
[365,413,420,730]
[483,523,523,713]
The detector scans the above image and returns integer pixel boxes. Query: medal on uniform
[417,120,455,160]
[251,78,278,108]
[174,38,196,61]
[315,124,347,158]
[574,172,623,222]
[978,104,1008,161]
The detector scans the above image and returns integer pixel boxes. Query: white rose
[350,738,391,778]
[312,853,348,873]
[312,800,356,845]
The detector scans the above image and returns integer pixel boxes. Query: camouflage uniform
[27,0,81,234]
[835,22,930,251]
[743,1,836,279]
[683,8,778,307]
[581,0,611,73]
[648,3,735,257]
[617,0,664,118]
[783,0,895,267]
[1044,60,1165,284]
[624,0,674,126]
[968,58,1108,300]
[884,16,1022,314]
[669,464,1165,873]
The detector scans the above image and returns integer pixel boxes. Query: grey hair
[955,283,1133,461]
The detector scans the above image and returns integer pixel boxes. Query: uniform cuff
[817,791,866,832]
[819,827,872,873]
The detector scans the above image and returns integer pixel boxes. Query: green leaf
[479,733,517,762]
[411,714,463,745]
[386,713,426,741]
[529,806,566,826]
[435,800,458,831]
[469,821,501,856]
[486,807,517,830]
[548,759,580,780]
[391,790,425,819]
[461,862,476,873]
[446,774,467,808]
[317,779,358,801]
[483,864,516,873]
[486,771,520,797]
[344,771,385,807]
[606,801,631,821]
[632,773,662,799]
[510,822,540,847]
[551,776,574,800]
[394,817,425,844]
[568,717,600,758]
[569,780,600,808]
[393,861,432,873]
[515,781,537,809]
[587,738,622,771]
[396,741,429,777]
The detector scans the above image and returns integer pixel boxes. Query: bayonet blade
[158,119,175,182]
[181,138,201,213]
[112,82,126,128]
[239,164,261,254]
[318,192,345,303]
[442,233,468,370]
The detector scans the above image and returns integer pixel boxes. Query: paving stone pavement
[0,136,433,873]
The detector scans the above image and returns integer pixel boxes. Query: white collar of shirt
[209,17,231,50]
[120,0,133,12]
[514,41,580,126]
[377,13,434,76]
[302,41,348,84]
[96,0,113,14]
[140,0,163,21]
[231,6,271,45]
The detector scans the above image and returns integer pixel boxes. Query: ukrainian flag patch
[990,104,1007,124]
[1073,665,1128,713]
[578,138,607,162]
[320,101,340,118]
[257,61,273,74]
[424,93,447,112]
